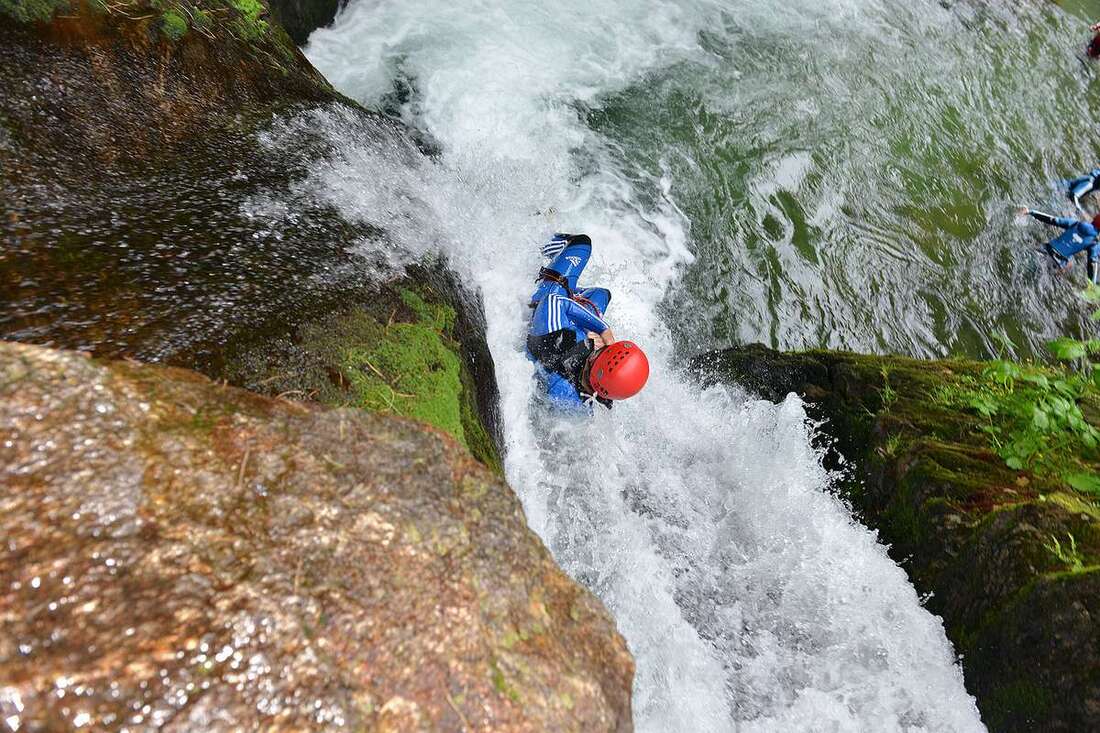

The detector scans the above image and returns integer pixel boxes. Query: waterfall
[260,0,1100,728]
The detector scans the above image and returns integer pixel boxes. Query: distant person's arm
[1017,208,1075,228]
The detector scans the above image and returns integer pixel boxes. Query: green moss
[0,0,70,23]
[332,288,500,468]
[1042,490,1100,522]
[225,282,500,470]
[229,0,268,41]
[981,679,1055,730]
[160,9,188,40]
[343,319,465,443]
[401,288,454,332]
[490,660,521,703]
[697,345,1100,730]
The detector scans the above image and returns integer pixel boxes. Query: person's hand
[587,331,606,348]
[1014,206,1029,218]
[1091,21,1100,32]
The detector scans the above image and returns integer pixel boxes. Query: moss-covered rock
[692,344,1100,732]
[0,340,633,731]
[0,0,70,23]
[219,267,503,473]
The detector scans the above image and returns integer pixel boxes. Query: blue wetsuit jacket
[1066,168,1100,210]
[1027,210,1100,271]
[526,233,612,409]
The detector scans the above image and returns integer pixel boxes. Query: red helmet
[586,341,649,400]
[1092,214,1100,229]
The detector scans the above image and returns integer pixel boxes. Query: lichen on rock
[0,340,633,731]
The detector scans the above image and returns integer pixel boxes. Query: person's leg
[1089,246,1100,284]
[1071,181,1091,210]
[545,234,592,291]
[531,234,593,305]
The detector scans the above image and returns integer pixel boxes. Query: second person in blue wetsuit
[1017,207,1100,284]
[526,233,649,410]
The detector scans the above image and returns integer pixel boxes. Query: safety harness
[531,267,604,317]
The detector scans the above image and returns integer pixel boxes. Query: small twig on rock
[363,360,389,381]
[445,692,470,732]
[293,556,305,595]
[235,448,251,490]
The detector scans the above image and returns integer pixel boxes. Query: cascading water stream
[274,0,1091,728]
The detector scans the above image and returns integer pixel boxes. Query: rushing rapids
[281,0,1100,729]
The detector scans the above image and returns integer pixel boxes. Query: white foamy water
[297,1,987,729]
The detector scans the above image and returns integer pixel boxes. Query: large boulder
[0,0,504,467]
[0,341,634,731]
[0,0,376,364]
[693,344,1100,732]
[0,0,339,167]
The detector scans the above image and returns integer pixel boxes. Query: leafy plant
[933,284,1100,495]
[879,366,897,411]
[1064,472,1100,496]
[943,356,1100,490]
[882,433,903,458]
[1044,532,1085,572]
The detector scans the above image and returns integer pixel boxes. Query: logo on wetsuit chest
[565,256,582,267]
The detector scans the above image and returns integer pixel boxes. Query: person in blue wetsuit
[1016,207,1100,284]
[526,232,649,410]
[1064,167,1100,211]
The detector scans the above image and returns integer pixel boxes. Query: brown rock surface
[0,341,634,731]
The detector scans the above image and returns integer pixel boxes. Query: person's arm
[566,301,613,343]
[587,329,616,348]
[1017,208,1074,228]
